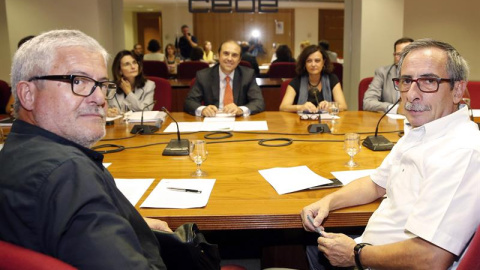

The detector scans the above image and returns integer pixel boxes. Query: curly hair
[295,45,333,76]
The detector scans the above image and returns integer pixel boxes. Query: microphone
[130,101,159,134]
[308,113,330,133]
[161,107,189,156]
[362,98,401,151]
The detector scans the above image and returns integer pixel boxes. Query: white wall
[1,0,124,82]
[0,0,11,82]
[403,0,480,81]
[344,0,404,110]
[294,8,318,58]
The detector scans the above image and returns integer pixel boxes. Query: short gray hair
[397,38,469,88]
[11,29,109,115]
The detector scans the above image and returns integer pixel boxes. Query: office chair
[0,240,77,270]
[176,61,209,80]
[142,60,170,79]
[467,81,480,109]
[457,225,480,270]
[280,78,293,99]
[267,62,296,78]
[332,62,343,86]
[239,60,253,69]
[358,77,373,110]
[146,76,172,111]
[0,79,10,114]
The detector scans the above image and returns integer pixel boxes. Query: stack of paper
[259,166,333,194]
[126,111,166,123]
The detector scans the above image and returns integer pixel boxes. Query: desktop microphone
[308,113,331,133]
[161,107,189,156]
[130,101,159,134]
[362,98,401,151]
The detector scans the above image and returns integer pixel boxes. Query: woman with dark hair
[108,50,155,116]
[144,39,165,61]
[279,45,347,112]
[272,44,295,63]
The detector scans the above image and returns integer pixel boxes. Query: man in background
[132,42,144,61]
[0,29,171,269]
[176,24,198,60]
[302,39,479,270]
[240,41,260,76]
[184,40,264,117]
[363,37,413,113]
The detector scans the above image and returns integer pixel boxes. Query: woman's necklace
[308,76,321,106]
[308,77,321,88]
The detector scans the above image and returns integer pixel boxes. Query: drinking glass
[189,140,208,177]
[344,133,361,167]
[328,101,339,124]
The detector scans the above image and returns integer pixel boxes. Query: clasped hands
[201,104,243,117]
[301,101,329,113]
[301,200,357,267]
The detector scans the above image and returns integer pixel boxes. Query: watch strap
[354,243,372,270]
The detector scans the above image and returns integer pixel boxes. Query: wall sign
[189,0,278,13]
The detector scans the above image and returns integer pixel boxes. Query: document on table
[163,120,268,132]
[386,113,406,120]
[331,169,375,186]
[297,112,340,120]
[125,111,166,123]
[259,165,332,195]
[103,163,112,168]
[114,178,155,206]
[141,179,216,209]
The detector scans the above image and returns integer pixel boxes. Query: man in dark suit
[184,40,265,117]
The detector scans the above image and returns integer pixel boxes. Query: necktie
[223,76,233,106]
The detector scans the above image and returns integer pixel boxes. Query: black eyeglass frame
[392,77,452,93]
[28,74,117,99]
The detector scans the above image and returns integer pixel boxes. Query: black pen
[167,187,202,193]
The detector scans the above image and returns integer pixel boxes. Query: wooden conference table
[100,111,404,231]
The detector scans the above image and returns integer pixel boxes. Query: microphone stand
[161,107,189,156]
[130,101,159,134]
[362,98,401,151]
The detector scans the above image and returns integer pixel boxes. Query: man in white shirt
[184,40,265,117]
[301,39,480,270]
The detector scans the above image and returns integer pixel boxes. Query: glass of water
[329,101,339,124]
[189,140,208,177]
[344,133,361,168]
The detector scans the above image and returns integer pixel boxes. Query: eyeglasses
[392,77,452,93]
[28,75,117,100]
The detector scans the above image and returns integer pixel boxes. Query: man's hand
[144,217,173,232]
[317,232,356,267]
[300,199,330,232]
[223,103,243,116]
[201,105,218,117]
[107,107,120,117]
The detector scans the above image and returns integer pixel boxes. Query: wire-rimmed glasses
[392,77,452,93]
[28,75,117,100]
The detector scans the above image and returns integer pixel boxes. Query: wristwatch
[354,243,371,270]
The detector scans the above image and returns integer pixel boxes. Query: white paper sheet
[103,163,112,168]
[114,178,155,206]
[125,111,166,123]
[259,165,332,195]
[472,109,480,117]
[106,115,122,122]
[163,121,268,132]
[331,169,376,186]
[141,179,216,209]
[386,113,406,120]
[297,112,340,120]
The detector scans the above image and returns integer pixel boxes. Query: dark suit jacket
[184,65,265,115]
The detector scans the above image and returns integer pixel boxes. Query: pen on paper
[307,215,323,236]
[167,187,202,194]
